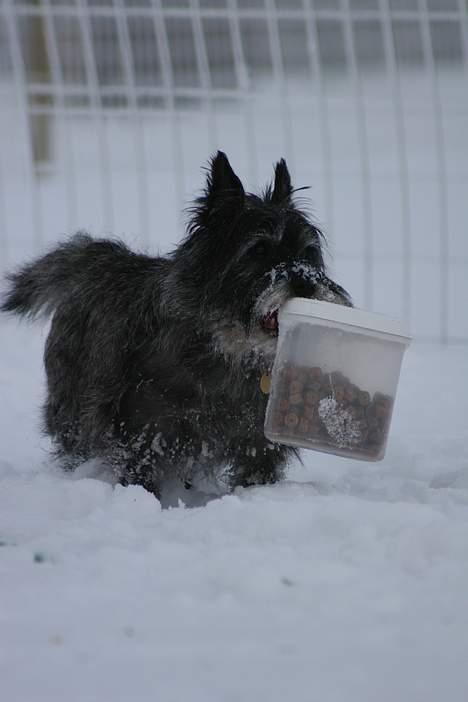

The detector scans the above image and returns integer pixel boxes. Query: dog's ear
[205,151,244,207]
[271,158,293,204]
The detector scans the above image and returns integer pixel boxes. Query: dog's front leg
[228,440,288,490]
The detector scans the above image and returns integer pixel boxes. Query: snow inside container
[264,299,411,461]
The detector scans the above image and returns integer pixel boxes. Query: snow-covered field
[1,314,468,702]
[1,57,468,700]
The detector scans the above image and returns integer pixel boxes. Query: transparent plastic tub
[264,299,411,461]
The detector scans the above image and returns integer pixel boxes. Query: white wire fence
[1,0,467,343]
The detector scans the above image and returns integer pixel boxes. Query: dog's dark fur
[1,152,350,497]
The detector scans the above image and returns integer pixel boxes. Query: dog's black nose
[291,276,318,298]
[289,269,352,306]
[289,266,325,299]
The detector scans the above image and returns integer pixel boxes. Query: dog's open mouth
[261,309,279,336]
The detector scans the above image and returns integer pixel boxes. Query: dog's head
[168,151,351,366]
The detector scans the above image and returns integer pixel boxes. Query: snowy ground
[1,64,468,702]
[1,315,468,702]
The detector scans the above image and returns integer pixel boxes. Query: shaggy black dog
[1,152,350,497]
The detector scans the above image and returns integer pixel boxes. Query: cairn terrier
[2,152,350,498]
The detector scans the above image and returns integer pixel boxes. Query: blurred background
[0,0,467,343]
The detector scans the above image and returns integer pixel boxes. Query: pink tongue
[263,311,278,331]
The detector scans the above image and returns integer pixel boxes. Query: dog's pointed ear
[205,151,244,206]
[271,158,293,204]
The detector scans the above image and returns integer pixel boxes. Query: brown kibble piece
[330,371,346,385]
[285,412,299,428]
[290,380,303,394]
[309,367,323,381]
[332,386,345,402]
[308,380,322,393]
[271,412,284,430]
[374,392,393,410]
[374,403,390,420]
[363,444,381,459]
[355,420,368,441]
[289,392,303,406]
[348,405,364,422]
[357,390,371,407]
[305,390,320,405]
[283,366,300,381]
[279,398,290,412]
[368,427,382,444]
[344,384,358,403]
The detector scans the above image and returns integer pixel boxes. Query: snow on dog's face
[169,152,351,366]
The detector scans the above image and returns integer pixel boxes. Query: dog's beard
[210,262,350,370]
[209,281,285,370]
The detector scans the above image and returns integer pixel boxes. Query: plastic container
[264,299,411,461]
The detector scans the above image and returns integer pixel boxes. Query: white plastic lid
[280,298,411,344]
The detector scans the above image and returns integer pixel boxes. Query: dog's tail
[1,233,133,319]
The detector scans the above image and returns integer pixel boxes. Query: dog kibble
[305,389,319,405]
[332,386,345,403]
[358,390,371,407]
[270,364,393,459]
[284,367,300,381]
[289,392,303,406]
[271,412,284,429]
[344,384,357,403]
[285,412,300,428]
[289,380,303,394]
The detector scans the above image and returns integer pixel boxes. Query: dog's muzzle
[288,263,352,307]
[256,263,352,337]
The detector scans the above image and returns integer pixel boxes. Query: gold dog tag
[260,373,271,394]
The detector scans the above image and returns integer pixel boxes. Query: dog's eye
[251,241,269,258]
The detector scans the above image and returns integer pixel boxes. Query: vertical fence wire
[304,0,335,245]
[151,0,185,233]
[0,149,7,265]
[42,0,77,235]
[264,0,294,172]
[114,0,150,246]
[191,0,218,154]
[456,0,468,344]
[380,0,412,331]
[76,0,114,234]
[458,0,468,65]
[342,0,374,311]
[419,0,449,344]
[0,153,6,265]
[0,16,8,267]
[4,0,43,254]
[227,0,258,187]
